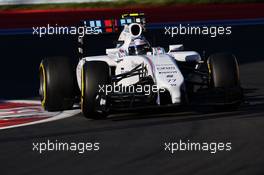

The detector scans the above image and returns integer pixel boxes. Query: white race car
[39,13,243,119]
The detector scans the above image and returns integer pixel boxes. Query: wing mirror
[168,44,184,52]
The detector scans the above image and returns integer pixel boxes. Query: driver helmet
[128,37,151,55]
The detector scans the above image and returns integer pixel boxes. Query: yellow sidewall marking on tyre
[207,62,211,74]
[207,62,212,84]
[40,63,47,107]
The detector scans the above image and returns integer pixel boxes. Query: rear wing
[80,13,146,34]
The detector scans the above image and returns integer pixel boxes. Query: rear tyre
[39,57,75,111]
[207,53,243,106]
[81,61,110,119]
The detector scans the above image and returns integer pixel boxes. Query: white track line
[3,100,41,104]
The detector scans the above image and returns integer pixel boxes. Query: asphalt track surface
[1,31,264,175]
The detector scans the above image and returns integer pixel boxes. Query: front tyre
[39,57,75,111]
[207,53,243,106]
[81,61,110,119]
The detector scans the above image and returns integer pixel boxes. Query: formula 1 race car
[39,13,243,119]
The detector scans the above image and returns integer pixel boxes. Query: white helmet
[128,37,151,55]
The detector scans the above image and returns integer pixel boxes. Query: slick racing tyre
[207,53,243,105]
[81,61,110,119]
[39,56,75,111]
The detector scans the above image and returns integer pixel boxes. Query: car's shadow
[0,87,263,143]
[106,87,263,121]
